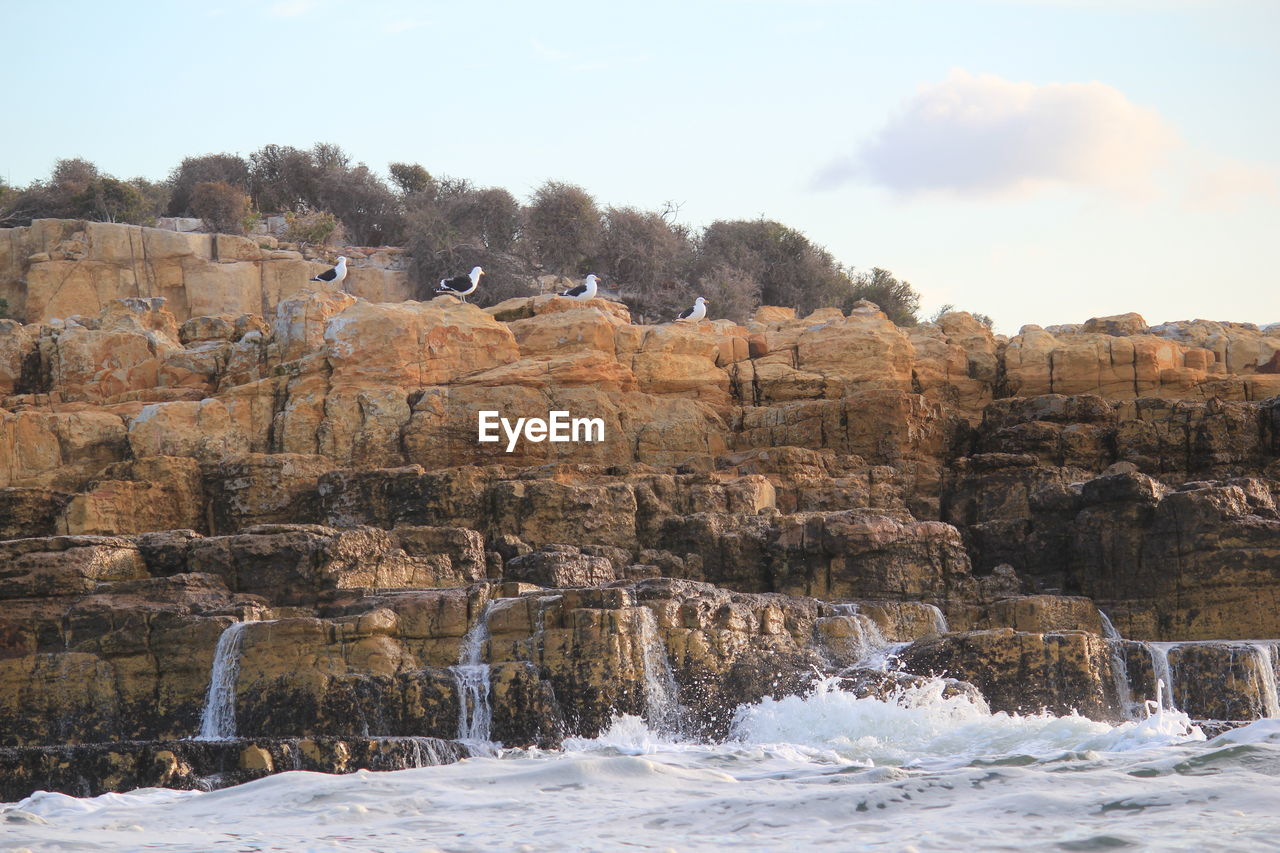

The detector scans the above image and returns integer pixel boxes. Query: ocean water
[5,679,1280,852]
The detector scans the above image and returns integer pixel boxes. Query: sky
[4,0,1278,333]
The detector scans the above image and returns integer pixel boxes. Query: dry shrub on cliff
[403,177,533,306]
[1,158,163,226]
[168,153,250,217]
[73,177,154,224]
[2,143,937,325]
[599,206,695,322]
[285,210,343,245]
[694,219,854,317]
[697,263,762,324]
[192,181,253,235]
[249,144,319,213]
[311,159,402,246]
[525,180,602,274]
[411,179,521,252]
[248,143,399,245]
[846,267,921,327]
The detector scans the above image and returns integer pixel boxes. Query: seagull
[438,266,484,302]
[674,296,708,323]
[311,255,348,286]
[558,274,599,300]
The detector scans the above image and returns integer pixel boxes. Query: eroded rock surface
[3,222,1279,798]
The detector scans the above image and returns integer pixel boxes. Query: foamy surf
[4,678,1277,853]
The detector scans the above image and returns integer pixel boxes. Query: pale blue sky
[5,0,1277,332]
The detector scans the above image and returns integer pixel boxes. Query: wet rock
[0,736,464,800]
[898,629,1120,719]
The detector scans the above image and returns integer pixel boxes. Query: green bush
[846,267,921,326]
[285,210,340,245]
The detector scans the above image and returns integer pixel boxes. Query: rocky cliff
[2,219,1279,797]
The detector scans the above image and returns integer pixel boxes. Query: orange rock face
[3,221,1280,798]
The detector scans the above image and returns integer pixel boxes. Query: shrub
[2,160,162,226]
[246,144,399,244]
[695,219,852,316]
[70,176,151,224]
[129,177,171,223]
[192,181,253,235]
[695,263,761,324]
[167,153,250,216]
[312,161,402,245]
[404,191,535,308]
[439,185,521,252]
[0,297,10,319]
[525,180,602,273]
[599,206,694,322]
[284,210,341,244]
[249,144,318,213]
[389,162,435,196]
[846,267,921,326]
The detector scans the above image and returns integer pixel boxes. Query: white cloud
[818,69,1179,198]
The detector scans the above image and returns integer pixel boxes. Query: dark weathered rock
[0,736,464,801]
[0,487,70,539]
[504,545,617,587]
[898,629,1120,719]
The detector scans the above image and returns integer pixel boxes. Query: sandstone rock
[0,536,147,599]
[205,453,334,534]
[325,299,519,386]
[186,524,462,603]
[504,545,618,587]
[1082,313,1148,336]
[899,629,1119,719]
[61,456,204,535]
[127,398,248,463]
[272,290,356,362]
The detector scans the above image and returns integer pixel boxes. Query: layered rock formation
[3,219,1279,797]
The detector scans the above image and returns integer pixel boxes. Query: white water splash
[196,621,253,741]
[451,600,497,745]
[727,675,1203,769]
[9,675,1245,852]
[636,608,682,736]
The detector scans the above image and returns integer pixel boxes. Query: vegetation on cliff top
[0,144,955,325]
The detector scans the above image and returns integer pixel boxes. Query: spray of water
[635,608,682,736]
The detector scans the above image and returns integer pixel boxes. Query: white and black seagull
[437,265,484,302]
[675,296,708,323]
[311,255,348,286]
[558,274,599,300]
